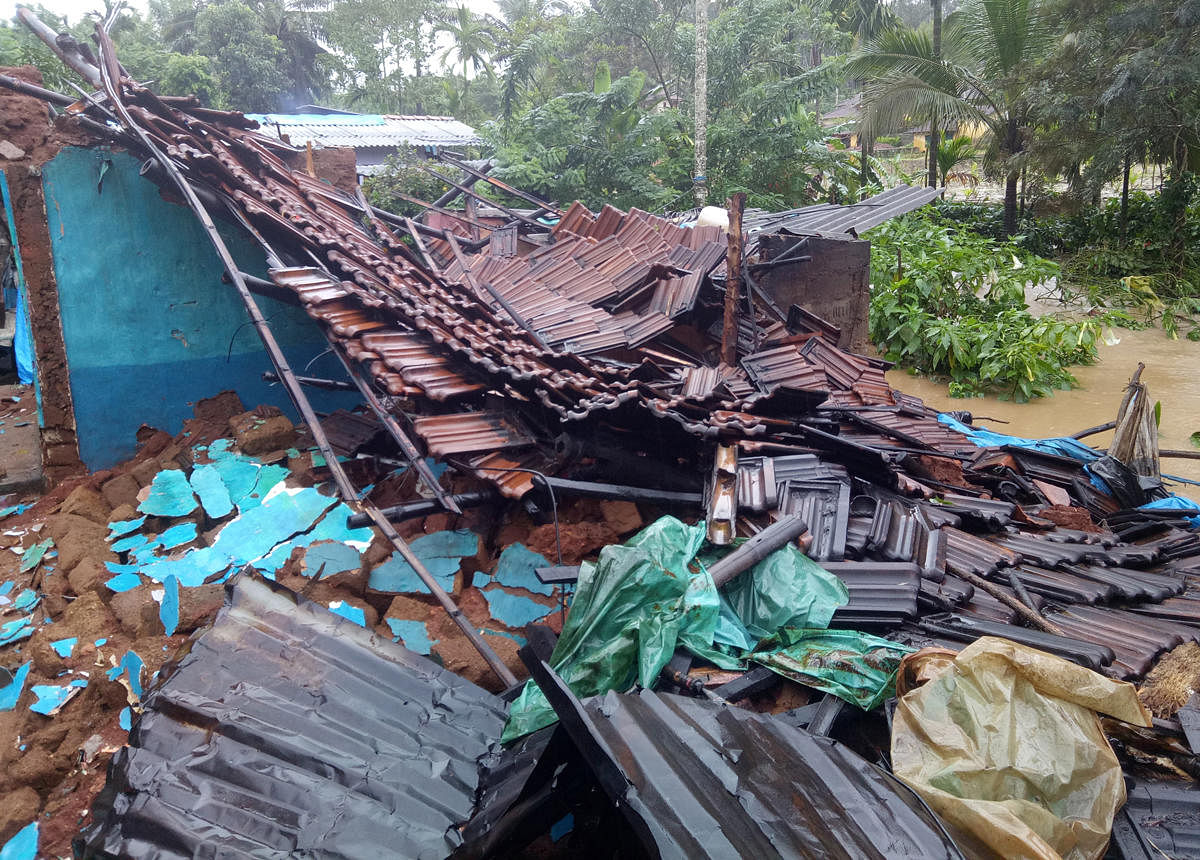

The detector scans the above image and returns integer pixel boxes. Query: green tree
[1024,0,1200,199]
[848,0,1054,233]
[161,53,219,103]
[155,0,326,108]
[0,6,90,93]
[936,134,976,185]
[322,0,442,111]
[434,6,498,104]
[193,1,289,110]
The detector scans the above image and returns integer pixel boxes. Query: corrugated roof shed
[744,185,944,237]
[246,112,482,149]
[76,574,507,859]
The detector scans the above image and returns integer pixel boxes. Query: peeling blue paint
[328,601,366,627]
[105,562,141,575]
[482,628,529,647]
[481,588,554,629]
[0,662,31,711]
[0,617,34,647]
[29,679,87,715]
[139,469,198,517]
[140,486,338,586]
[189,463,234,519]
[491,543,555,596]
[12,589,38,612]
[160,575,180,637]
[108,516,147,539]
[253,501,374,574]
[119,706,132,731]
[50,638,77,658]
[386,618,435,654]
[111,533,152,554]
[303,541,362,579]
[239,464,290,512]
[18,539,52,573]
[158,522,198,550]
[368,530,478,594]
[106,650,144,697]
[0,820,37,860]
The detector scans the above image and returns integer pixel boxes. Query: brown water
[885,325,1200,502]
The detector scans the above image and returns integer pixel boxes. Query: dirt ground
[0,384,43,493]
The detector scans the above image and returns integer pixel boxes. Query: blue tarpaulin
[2,170,35,387]
[1140,496,1200,527]
[937,414,1100,462]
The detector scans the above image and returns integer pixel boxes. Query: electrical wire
[445,459,563,567]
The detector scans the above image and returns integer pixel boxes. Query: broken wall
[756,234,871,353]
[39,148,359,470]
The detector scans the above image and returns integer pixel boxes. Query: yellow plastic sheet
[891,637,1151,860]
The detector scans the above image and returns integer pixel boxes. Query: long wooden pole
[84,24,516,687]
[721,192,745,366]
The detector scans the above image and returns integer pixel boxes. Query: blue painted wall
[41,147,358,469]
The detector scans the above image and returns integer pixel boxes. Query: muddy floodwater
[886,325,1200,502]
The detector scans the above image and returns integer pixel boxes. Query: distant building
[821,93,991,152]
[246,106,482,176]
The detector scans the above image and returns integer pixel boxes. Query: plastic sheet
[752,628,914,710]
[891,636,1152,860]
[502,517,711,741]
[711,543,848,643]
[937,414,1100,462]
[1088,454,1154,509]
[1139,495,1200,527]
[502,516,850,740]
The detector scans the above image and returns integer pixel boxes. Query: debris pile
[1,13,1200,860]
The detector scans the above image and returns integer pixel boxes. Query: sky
[3,0,501,27]
[1,0,142,26]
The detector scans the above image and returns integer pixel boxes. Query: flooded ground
[886,324,1200,501]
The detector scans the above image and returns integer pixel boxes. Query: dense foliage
[937,178,1200,339]
[867,211,1106,400]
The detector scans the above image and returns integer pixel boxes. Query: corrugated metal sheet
[247,112,482,148]
[743,185,944,237]
[77,575,507,859]
[559,687,965,859]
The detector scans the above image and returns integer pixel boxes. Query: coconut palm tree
[846,0,1052,233]
[435,5,497,102]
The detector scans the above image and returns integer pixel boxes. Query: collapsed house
[2,12,1200,860]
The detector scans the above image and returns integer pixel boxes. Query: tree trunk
[1019,163,1027,220]
[693,0,708,206]
[1003,171,1019,235]
[1119,152,1131,243]
[928,111,939,188]
[928,0,941,188]
[1002,113,1019,235]
[860,134,870,193]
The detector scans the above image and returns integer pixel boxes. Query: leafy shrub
[866,211,1105,401]
[935,177,1200,339]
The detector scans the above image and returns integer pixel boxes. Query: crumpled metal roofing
[76,575,507,859]
[247,112,483,148]
[743,185,944,238]
[555,687,964,859]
